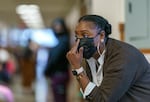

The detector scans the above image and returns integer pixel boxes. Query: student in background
[0,48,14,102]
[19,39,36,93]
[44,18,70,102]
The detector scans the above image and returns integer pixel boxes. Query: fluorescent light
[16,4,44,29]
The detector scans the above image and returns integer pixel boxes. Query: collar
[87,49,106,65]
[97,49,106,65]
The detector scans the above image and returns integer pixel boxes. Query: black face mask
[78,37,97,59]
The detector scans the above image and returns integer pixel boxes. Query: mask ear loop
[97,39,105,56]
[97,29,106,55]
[97,42,101,56]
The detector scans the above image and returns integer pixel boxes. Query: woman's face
[75,21,105,58]
[75,21,100,46]
[75,21,101,58]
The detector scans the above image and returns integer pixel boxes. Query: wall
[65,0,81,46]
[65,0,126,41]
[91,0,125,39]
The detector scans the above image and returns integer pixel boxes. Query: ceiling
[0,0,75,28]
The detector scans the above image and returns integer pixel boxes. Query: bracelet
[76,72,85,80]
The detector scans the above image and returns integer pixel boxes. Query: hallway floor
[10,74,53,102]
[10,74,81,102]
[10,74,36,102]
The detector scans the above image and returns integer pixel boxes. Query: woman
[44,18,70,102]
[66,15,150,102]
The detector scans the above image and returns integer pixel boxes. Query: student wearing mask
[45,18,70,102]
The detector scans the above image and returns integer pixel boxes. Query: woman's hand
[66,39,83,69]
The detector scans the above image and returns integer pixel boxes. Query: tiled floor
[10,75,35,102]
[10,74,82,102]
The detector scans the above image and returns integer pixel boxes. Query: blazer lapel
[81,59,93,81]
[102,38,113,76]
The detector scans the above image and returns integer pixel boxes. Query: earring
[100,39,105,53]
[101,39,104,43]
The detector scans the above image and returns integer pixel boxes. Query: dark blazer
[82,38,150,102]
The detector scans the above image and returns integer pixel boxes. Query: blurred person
[0,85,14,102]
[19,39,36,93]
[66,15,150,102]
[0,48,14,102]
[0,47,17,83]
[44,18,70,102]
[0,48,11,84]
[33,29,58,102]
[0,63,10,84]
[35,46,49,102]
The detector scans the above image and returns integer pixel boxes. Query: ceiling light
[16,4,45,29]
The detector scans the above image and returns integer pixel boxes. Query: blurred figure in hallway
[19,39,36,93]
[0,48,11,84]
[0,47,14,102]
[35,45,49,102]
[0,47,16,84]
[34,28,58,102]
[44,18,70,102]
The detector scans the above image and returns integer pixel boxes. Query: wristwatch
[72,67,84,76]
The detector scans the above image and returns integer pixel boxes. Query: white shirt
[81,50,105,98]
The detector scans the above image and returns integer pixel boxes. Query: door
[125,0,150,48]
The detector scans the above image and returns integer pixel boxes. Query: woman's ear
[99,31,105,42]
